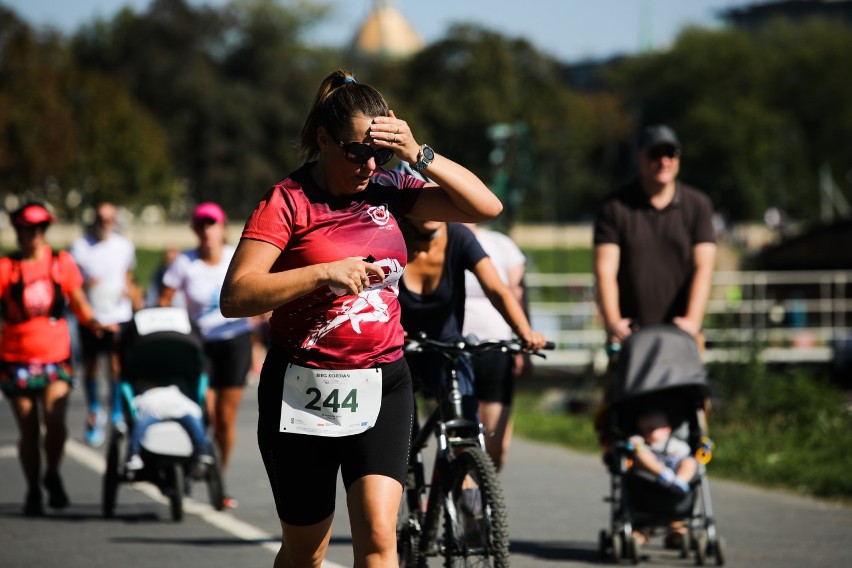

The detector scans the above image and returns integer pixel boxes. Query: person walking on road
[70,201,141,447]
[1,202,102,515]
[158,202,252,510]
[220,69,502,568]
[593,124,716,548]
[462,223,532,471]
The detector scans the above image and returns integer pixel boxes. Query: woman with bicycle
[220,69,502,568]
[397,215,548,426]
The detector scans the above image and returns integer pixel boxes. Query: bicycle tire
[441,447,510,568]
[397,467,424,568]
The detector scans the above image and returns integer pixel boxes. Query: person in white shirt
[70,202,141,447]
[159,202,252,510]
[462,224,530,470]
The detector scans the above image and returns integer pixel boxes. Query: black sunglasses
[333,136,394,166]
[646,145,681,161]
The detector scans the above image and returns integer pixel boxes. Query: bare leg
[9,394,40,491]
[347,474,404,568]
[275,514,334,568]
[479,401,513,471]
[42,381,71,475]
[210,386,244,473]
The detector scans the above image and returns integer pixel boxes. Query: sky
[6,0,760,62]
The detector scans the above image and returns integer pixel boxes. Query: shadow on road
[510,539,603,564]
[112,536,279,547]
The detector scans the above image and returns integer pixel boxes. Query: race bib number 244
[279,364,382,437]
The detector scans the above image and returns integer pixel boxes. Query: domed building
[351,0,424,58]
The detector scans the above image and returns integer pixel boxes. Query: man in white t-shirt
[70,202,141,447]
[462,224,530,470]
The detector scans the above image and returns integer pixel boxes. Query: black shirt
[399,223,488,342]
[593,180,715,325]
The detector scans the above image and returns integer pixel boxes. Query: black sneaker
[43,472,69,509]
[23,488,43,516]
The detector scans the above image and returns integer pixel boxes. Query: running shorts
[203,332,252,389]
[472,350,515,405]
[256,345,413,526]
[0,359,75,396]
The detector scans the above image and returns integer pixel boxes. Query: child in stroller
[125,383,214,474]
[102,307,225,521]
[597,324,725,565]
[627,408,698,496]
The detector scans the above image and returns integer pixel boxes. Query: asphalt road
[2,381,851,568]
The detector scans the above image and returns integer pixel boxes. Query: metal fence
[525,270,852,371]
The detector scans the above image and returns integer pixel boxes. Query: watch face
[422,146,435,160]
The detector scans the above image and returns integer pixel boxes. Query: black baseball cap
[638,124,681,150]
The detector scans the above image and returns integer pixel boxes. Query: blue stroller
[597,325,726,565]
[101,307,225,521]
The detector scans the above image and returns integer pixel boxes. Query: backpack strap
[0,248,66,323]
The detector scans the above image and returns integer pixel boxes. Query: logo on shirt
[366,204,391,226]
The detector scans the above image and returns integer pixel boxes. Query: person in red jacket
[0,202,101,515]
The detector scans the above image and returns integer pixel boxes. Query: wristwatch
[412,145,435,173]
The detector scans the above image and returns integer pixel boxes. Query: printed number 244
[304,388,358,413]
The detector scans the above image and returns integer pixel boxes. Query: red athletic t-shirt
[0,246,84,363]
[242,164,423,369]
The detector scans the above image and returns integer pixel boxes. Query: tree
[387,25,632,225]
[0,7,175,216]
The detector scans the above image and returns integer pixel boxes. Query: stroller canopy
[609,325,709,406]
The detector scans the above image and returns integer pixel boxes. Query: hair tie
[344,76,357,84]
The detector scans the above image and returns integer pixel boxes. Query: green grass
[523,247,592,274]
[512,363,852,503]
[135,248,168,289]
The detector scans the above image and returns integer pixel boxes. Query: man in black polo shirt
[593,124,716,346]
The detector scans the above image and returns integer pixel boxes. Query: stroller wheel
[711,536,726,566]
[598,529,609,558]
[680,532,691,559]
[611,533,623,563]
[693,533,707,566]
[102,433,122,518]
[627,535,641,565]
[206,460,226,511]
[168,463,184,522]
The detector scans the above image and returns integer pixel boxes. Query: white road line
[63,439,347,568]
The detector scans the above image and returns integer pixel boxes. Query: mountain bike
[398,334,553,568]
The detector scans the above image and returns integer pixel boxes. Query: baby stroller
[597,325,726,565]
[101,307,225,521]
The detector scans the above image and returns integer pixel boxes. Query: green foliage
[707,362,852,499]
[513,391,600,452]
[390,25,632,225]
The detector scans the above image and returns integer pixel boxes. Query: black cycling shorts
[203,332,252,389]
[256,345,413,526]
[472,350,515,405]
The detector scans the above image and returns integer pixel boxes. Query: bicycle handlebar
[403,333,555,359]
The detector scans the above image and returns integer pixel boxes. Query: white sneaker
[125,455,144,471]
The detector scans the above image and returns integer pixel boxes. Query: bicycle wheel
[397,468,424,568]
[441,447,509,568]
